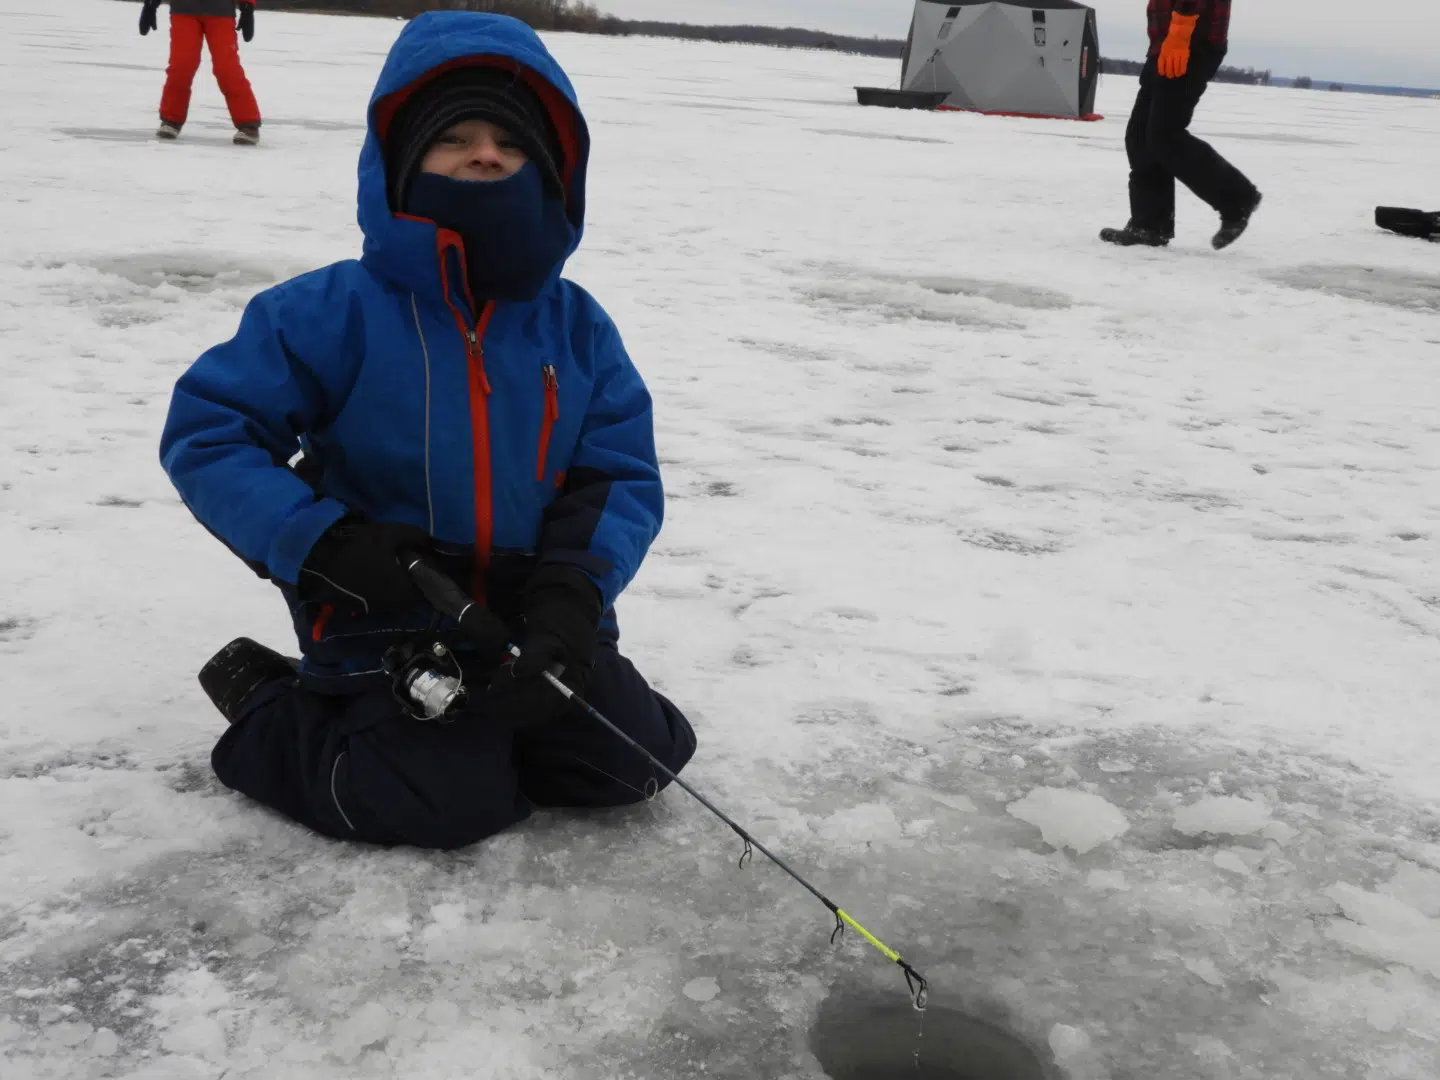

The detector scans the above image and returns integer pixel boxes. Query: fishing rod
[402,554,929,1010]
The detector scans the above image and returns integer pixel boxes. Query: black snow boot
[199,638,298,724]
[1213,191,1263,250]
[1100,223,1171,248]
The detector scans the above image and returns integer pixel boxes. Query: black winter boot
[1100,223,1171,248]
[199,638,298,724]
[1213,191,1263,250]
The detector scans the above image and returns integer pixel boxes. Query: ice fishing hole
[812,1000,1057,1080]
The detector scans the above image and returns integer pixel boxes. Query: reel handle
[402,551,477,626]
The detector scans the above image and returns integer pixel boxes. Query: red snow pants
[159,15,261,128]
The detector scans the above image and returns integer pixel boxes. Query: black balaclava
[385,66,564,212]
[383,66,574,304]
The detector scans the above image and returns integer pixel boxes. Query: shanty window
[946,5,962,15]
[1032,10,1046,22]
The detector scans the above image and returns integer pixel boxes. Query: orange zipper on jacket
[537,364,559,483]
[312,603,335,642]
[435,230,495,603]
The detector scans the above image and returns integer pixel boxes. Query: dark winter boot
[1099,223,1171,248]
[1213,191,1263,250]
[234,124,261,147]
[198,638,298,724]
[156,121,182,140]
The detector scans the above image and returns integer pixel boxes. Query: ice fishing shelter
[880,0,1102,120]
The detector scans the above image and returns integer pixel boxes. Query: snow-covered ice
[2,2,1439,1078]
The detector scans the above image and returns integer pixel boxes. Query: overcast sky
[597,0,1440,87]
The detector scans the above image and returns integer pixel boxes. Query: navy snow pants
[211,645,696,850]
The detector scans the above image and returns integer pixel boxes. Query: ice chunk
[1184,957,1226,986]
[903,817,935,837]
[1262,820,1298,846]
[426,902,469,934]
[1007,787,1130,855]
[1174,796,1271,837]
[1366,998,1402,1033]
[49,1021,92,1048]
[1384,862,1440,918]
[1190,1035,1233,1063]
[683,977,720,1003]
[1213,851,1251,875]
[817,803,904,845]
[233,933,275,959]
[160,1015,226,1061]
[1086,869,1129,891]
[91,1028,120,1057]
[1324,883,1440,979]
[1048,1023,1091,1060]
[331,1002,393,1064]
[924,789,978,814]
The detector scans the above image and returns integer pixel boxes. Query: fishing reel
[382,639,467,722]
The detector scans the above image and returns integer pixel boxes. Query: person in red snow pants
[140,1,260,140]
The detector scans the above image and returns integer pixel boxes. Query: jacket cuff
[268,498,349,586]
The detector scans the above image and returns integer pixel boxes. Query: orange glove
[1158,13,1199,79]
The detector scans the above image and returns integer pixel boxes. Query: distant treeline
[237,2,1282,82]
[608,20,904,57]
[251,1,902,50]
[1097,56,1273,86]
[250,0,621,31]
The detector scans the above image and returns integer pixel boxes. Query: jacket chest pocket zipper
[536,365,560,482]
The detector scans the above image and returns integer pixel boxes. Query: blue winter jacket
[160,13,662,691]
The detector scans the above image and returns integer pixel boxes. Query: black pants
[211,645,697,850]
[1125,50,1258,233]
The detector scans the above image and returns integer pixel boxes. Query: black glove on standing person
[237,2,255,43]
[139,0,160,36]
[299,520,432,616]
[487,566,602,730]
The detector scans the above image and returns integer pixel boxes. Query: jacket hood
[357,12,591,302]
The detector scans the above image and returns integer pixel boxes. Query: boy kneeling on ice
[160,13,697,850]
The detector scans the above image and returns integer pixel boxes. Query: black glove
[486,566,602,729]
[237,2,255,43]
[298,519,432,616]
[139,0,159,36]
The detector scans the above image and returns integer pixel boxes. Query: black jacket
[167,1,241,17]
[1147,0,1231,55]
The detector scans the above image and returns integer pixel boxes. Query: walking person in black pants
[1101,1,1262,250]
